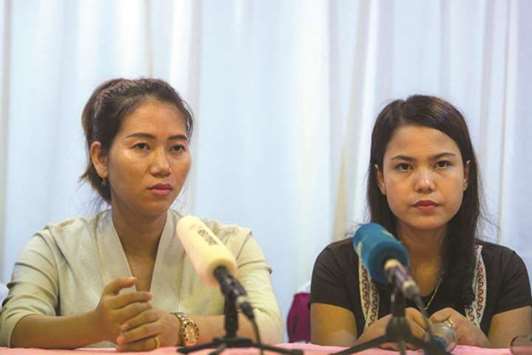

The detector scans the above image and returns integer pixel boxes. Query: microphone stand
[177,291,302,355]
[334,288,450,355]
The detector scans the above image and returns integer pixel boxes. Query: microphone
[176,215,255,320]
[351,223,420,299]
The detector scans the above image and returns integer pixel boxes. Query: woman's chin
[400,219,449,233]
[136,201,174,219]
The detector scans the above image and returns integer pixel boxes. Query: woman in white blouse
[0,78,282,351]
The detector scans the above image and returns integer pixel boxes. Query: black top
[310,239,531,336]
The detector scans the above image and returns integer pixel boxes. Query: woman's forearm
[10,311,104,349]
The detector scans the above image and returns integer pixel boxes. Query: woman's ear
[90,141,108,179]
[375,164,386,195]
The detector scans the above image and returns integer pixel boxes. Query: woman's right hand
[357,307,427,350]
[92,277,152,343]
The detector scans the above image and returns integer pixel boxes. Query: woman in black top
[311,95,532,348]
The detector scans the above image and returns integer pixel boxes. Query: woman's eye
[133,143,150,151]
[395,163,411,172]
[170,144,187,153]
[435,160,451,169]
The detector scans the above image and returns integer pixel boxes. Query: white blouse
[0,210,282,347]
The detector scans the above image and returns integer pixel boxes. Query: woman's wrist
[84,309,107,344]
[476,330,491,348]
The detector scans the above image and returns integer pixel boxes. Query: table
[0,343,515,354]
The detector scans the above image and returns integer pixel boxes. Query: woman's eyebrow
[390,155,415,161]
[390,152,457,161]
[431,152,457,160]
[125,132,188,141]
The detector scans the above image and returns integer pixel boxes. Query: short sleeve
[495,250,532,313]
[310,245,353,310]
[0,233,60,346]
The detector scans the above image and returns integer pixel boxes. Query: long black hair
[367,95,480,306]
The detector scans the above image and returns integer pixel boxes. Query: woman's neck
[397,223,445,264]
[110,204,167,258]
[396,223,446,295]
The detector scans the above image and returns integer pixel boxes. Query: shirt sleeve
[310,245,353,310]
[0,232,60,346]
[494,250,532,314]
[233,232,283,344]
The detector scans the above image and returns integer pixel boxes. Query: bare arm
[487,250,532,347]
[11,312,102,349]
[311,303,428,349]
[311,303,357,346]
[9,277,151,349]
[488,306,532,347]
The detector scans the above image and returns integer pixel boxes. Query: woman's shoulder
[478,239,521,259]
[321,237,355,256]
[476,240,531,312]
[33,211,108,245]
[203,219,252,241]
[17,212,107,264]
[314,237,357,268]
[477,239,527,271]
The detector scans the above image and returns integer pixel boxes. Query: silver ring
[444,318,456,330]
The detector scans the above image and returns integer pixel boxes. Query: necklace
[424,278,442,311]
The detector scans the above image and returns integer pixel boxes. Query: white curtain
[1,0,531,332]
[0,0,7,282]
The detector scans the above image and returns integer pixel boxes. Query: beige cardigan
[0,210,282,347]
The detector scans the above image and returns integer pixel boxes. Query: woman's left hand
[115,308,179,351]
[430,307,490,347]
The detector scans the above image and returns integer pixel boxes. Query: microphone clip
[384,259,420,300]
[213,266,255,321]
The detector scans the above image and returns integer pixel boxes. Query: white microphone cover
[177,215,238,287]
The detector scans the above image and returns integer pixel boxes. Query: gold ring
[153,336,160,349]
[444,318,456,330]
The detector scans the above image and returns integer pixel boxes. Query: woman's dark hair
[80,78,194,203]
[367,95,480,307]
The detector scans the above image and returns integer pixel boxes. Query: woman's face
[93,99,191,219]
[376,124,469,234]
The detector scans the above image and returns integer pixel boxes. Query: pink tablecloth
[0,343,514,354]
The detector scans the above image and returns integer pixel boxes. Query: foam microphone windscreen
[176,215,238,287]
[352,223,409,284]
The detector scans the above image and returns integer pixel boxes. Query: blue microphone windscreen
[351,223,409,284]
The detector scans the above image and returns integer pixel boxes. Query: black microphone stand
[177,287,302,355]
[334,288,450,355]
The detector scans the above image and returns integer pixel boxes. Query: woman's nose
[414,169,435,193]
[150,149,171,176]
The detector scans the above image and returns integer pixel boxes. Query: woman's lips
[149,184,173,196]
[413,200,438,212]
[414,200,437,207]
